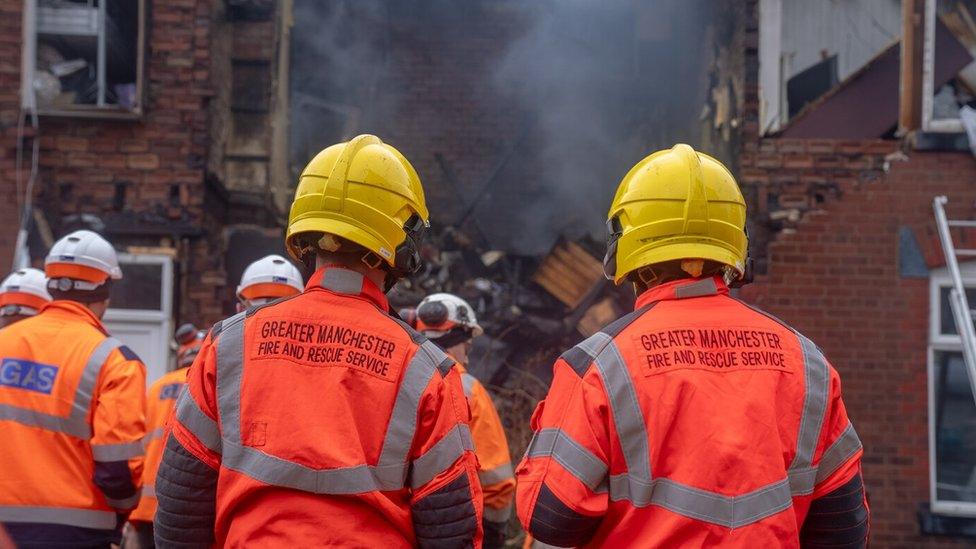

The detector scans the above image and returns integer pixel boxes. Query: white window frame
[21,0,147,119]
[922,0,966,133]
[928,264,976,516]
[102,253,174,366]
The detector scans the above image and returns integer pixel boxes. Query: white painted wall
[760,0,902,133]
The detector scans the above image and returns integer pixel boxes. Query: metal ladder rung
[948,220,976,228]
[956,250,976,256]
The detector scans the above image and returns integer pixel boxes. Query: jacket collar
[307,266,389,311]
[634,275,728,310]
[39,300,108,334]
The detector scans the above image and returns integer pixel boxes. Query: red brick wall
[739,151,976,547]
[0,0,227,327]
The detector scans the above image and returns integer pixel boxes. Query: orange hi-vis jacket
[517,276,866,547]
[457,363,516,523]
[128,366,188,523]
[0,301,146,531]
[158,266,483,547]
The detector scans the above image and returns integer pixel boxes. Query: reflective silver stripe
[608,476,792,528]
[221,438,407,494]
[576,331,613,361]
[142,427,165,449]
[674,278,719,299]
[0,337,120,439]
[105,491,141,509]
[91,440,144,461]
[526,428,607,492]
[593,341,652,484]
[411,424,474,489]
[0,506,118,529]
[484,502,513,522]
[377,341,442,482]
[815,423,862,485]
[787,334,830,496]
[0,404,89,438]
[74,338,122,423]
[460,372,476,398]
[142,484,156,497]
[321,269,364,295]
[479,462,514,485]
[174,386,221,454]
[595,338,795,526]
[216,312,246,442]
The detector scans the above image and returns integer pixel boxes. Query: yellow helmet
[286,134,430,277]
[603,143,748,284]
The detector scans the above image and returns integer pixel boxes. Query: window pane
[108,263,162,310]
[938,287,976,335]
[934,351,976,504]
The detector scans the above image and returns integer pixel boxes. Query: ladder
[933,196,976,406]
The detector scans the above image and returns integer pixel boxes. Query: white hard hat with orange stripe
[44,230,122,292]
[0,268,52,317]
[237,254,304,306]
[416,293,483,338]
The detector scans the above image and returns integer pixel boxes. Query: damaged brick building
[0,0,975,546]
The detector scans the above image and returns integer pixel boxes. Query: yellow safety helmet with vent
[286,134,430,279]
[603,143,748,285]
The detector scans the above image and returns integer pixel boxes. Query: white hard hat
[416,293,483,337]
[45,230,122,289]
[0,268,52,316]
[237,254,304,302]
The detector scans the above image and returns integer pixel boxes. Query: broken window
[929,268,976,517]
[21,0,145,118]
[922,0,976,132]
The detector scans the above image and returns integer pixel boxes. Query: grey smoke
[288,0,721,255]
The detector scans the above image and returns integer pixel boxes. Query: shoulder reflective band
[594,341,652,486]
[786,334,831,496]
[594,327,842,527]
[174,388,221,455]
[410,424,475,490]
[215,320,452,494]
[320,269,364,295]
[484,501,513,523]
[0,337,120,439]
[526,428,608,493]
[814,423,862,485]
[479,462,515,486]
[674,277,719,299]
[0,506,117,530]
[461,372,476,398]
[142,484,156,497]
[91,440,144,461]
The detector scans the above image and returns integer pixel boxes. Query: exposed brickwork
[738,1,975,546]
[0,0,227,327]
[740,152,976,548]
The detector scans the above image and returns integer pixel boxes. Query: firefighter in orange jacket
[0,230,147,547]
[517,145,868,547]
[126,323,204,547]
[416,293,516,548]
[154,135,483,547]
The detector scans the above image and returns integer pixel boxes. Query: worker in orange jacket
[0,230,147,547]
[0,268,52,328]
[154,135,483,547]
[126,323,204,547]
[517,145,868,547]
[416,293,516,548]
